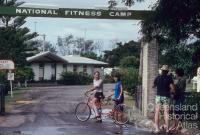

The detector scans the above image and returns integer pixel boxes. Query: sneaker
[153,129,160,134]
[165,130,170,135]
[96,117,102,123]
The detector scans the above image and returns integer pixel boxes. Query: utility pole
[5,0,8,27]
[34,21,37,33]
[84,28,87,53]
[41,34,46,52]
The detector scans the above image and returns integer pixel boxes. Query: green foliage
[104,41,140,67]
[117,68,141,96]
[15,67,34,82]
[0,71,6,84]
[57,35,101,56]
[120,56,139,68]
[59,72,92,85]
[81,52,103,61]
[141,0,200,77]
[0,0,38,67]
[184,92,200,122]
[0,27,37,66]
[35,40,57,53]
[108,0,144,7]
[159,42,198,76]
[142,0,200,43]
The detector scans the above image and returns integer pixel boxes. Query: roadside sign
[7,73,14,81]
[0,60,15,70]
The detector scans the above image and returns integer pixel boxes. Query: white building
[27,52,108,81]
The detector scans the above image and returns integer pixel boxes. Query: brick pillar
[141,39,158,117]
[197,67,200,92]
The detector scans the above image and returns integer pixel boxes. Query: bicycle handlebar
[84,91,93,97]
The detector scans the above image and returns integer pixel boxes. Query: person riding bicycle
[87,71,104,122]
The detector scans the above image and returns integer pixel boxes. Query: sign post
[7,71,14,98]
[197,67,200,92]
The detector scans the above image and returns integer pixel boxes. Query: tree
[159,42,197,77]
[104,40,140,67]
[15,67,34,82]
[75,39,95,54]
[57,35,74,56]
[108,0,144,7]
[0,0,38,67]
[35,40,57,53]
[192,41,200,73]
[141,0,200,76]
[57,34,99,56]
[120,56,139,69]
[81,52,103,61]
[141,0,200,43]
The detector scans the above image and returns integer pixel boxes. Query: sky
[19,0,156,51]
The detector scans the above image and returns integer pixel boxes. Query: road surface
[0,85,154,135]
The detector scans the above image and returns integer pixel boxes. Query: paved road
[0,85,153,135]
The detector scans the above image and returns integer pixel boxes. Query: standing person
[107,72,124,116]
[153,65,175,134]
[87,71,104,122]
[170,68,186,132]
[113,72,124,108]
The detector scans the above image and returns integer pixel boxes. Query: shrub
[59,72,93,85]
[184,92,200,122]
[0,71,6,84]
[0,71,10,95]
[15,67,34,83]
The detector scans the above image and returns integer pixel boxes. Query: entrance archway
[0,6,158,117]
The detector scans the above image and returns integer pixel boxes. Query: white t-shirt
[93,79,103,92]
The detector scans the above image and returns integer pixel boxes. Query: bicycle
[75,91,130,125]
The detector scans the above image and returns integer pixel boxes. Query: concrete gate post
[140,39,158,117]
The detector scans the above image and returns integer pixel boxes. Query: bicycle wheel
[114,104,129,125]
[75,102,91,122]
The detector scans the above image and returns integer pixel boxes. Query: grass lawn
[5,87,29,112]
[124,96,135,109]
[186,83,196,92]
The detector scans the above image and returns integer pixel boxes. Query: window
[73,65,78,73]
[83,65,87,73]
[51,63,56,77]
[63,64,67,72]
[39,63,44,80]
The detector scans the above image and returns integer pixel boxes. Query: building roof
[62,55,108,65]
[27,52,108,66]
[27,51,68,63]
